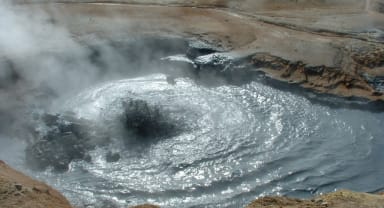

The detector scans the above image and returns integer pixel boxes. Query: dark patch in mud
[26,99,184,171]
[122,99,180,140]
[25,114,105,171]
[0,59,22,89]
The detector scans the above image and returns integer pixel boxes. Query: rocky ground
[0,160,72,208]
[10,0,384,103]
[247,190,384,208]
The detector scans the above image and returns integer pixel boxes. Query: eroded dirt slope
[11,1,384,101]
[0,161,73,208]
[247,190,384,208]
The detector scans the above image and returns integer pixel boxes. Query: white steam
[0,1,190,146]
[0,2,100,95]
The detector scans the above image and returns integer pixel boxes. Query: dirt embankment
[247,190,384,208]
[11,0,384,102]
[0,160,73,208]
[131,191,384,208]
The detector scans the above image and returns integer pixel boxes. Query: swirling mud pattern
[23,72,384,208]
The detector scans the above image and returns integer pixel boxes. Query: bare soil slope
[16,1,384,101]
[0,161,73,208]
[247,190,384,208]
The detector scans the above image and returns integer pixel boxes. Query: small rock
[372,91,383,96]
[14,184,22,191]
[321,202,329,207]
[314,199,324,204]
[32,186,42,193]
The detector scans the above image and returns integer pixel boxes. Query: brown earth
[9,0,384,101]
[247,190,384,208]
[0,160,73,208]
[131,191,384,208]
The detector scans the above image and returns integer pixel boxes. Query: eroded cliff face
[0,161,73,208]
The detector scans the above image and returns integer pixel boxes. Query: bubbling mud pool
[2,73,382,208]
[0,34,383,207]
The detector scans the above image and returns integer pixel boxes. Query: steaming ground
[3,74,379,208]
[1,2,384,208]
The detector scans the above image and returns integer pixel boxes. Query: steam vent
[1,0,384,208]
